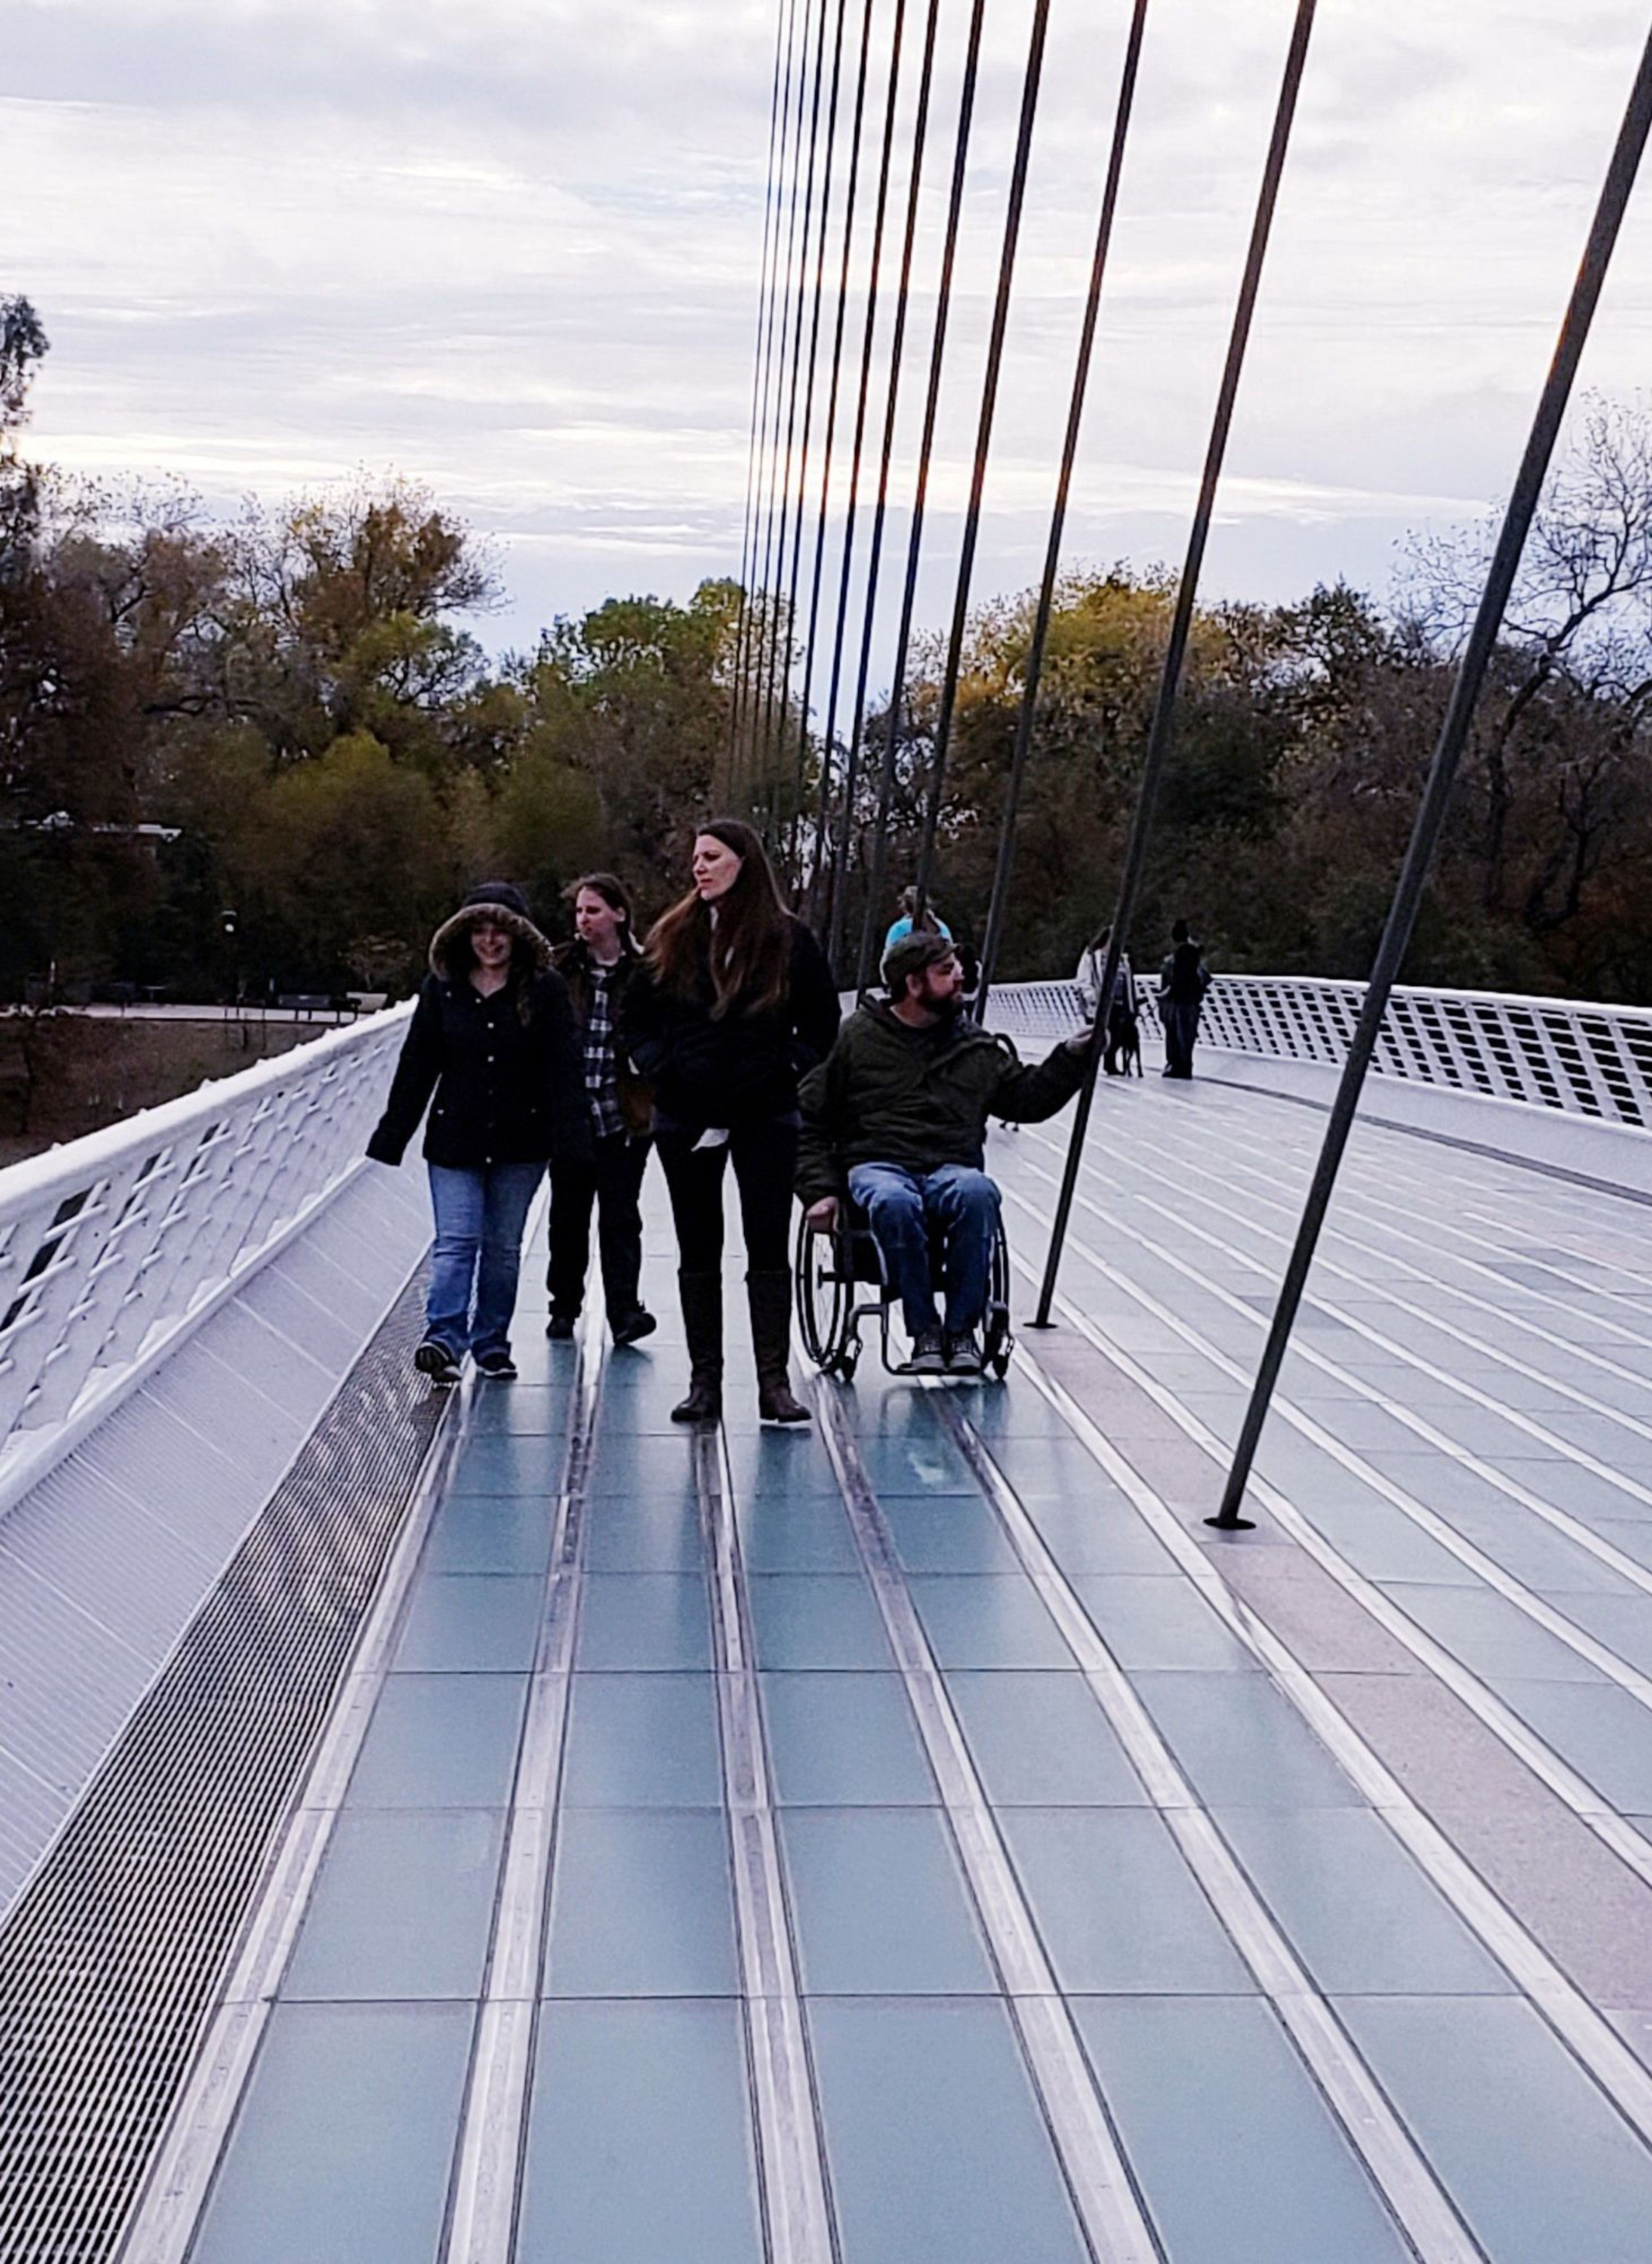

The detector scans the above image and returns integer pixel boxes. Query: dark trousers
[1162,998,1201,1076]
[655,1121,799,1275]
[548,1133,650,1321]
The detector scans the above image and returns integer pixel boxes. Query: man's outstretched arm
[989,1027,1094,1124]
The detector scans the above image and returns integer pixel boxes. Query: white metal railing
[987,974,1652,1131]
[8,966,1647,1498]
[0,1004,413,1505]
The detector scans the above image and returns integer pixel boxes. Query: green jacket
[797,1001,1085,1206]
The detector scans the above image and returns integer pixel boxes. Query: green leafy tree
[260,732,452,989]
[518,580,739,909]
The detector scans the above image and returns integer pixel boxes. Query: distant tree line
[5,290,1652,1005]
[850,391,1652,1002]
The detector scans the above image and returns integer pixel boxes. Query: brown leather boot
[748,1269,810,1426]
[671,1270,723,1423]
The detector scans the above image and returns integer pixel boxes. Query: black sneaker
[475,1349,518,1380]
[611,1307,657,1348]
[943,1329,983,1376]
[902,1328,947,1376]
[414,1340,462,1385]
[545,1314,577,1340]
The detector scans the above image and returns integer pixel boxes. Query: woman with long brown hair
[621,819,838,1425]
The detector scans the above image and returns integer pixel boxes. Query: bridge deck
[163,1071,1652,2262]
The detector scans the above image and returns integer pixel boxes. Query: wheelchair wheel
[982,1215,1014,1381]
[795,1214,854,1373]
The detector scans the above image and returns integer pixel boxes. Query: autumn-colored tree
[9,312,1652,1012]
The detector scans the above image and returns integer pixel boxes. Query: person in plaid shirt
[546,874,656,1345]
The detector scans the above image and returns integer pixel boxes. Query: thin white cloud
[6,0,1652,663]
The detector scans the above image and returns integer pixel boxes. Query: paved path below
[183,1075,1652,2263]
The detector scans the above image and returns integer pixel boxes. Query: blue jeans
[847,1162,999,1338]
[426,1162,544,1358]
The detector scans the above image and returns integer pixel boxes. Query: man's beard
[931,990,964,1023]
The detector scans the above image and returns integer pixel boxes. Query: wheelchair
[795,1191,1014,1382]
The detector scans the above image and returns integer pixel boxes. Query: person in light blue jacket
[883,884,952,963]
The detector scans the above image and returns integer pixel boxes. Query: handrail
[985,974,1652,1132]
[0,1004,413,1500]
[7,966,1649,1494]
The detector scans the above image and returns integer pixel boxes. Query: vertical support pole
[740,0,819,810]
[909,0,1052,921]
[762,0,849,849]
[805,0,910,935]
[785,0,880,893]
[1032,0,1319,1329]
[754,0,832,830]
[1211,24,1652,1531]
[824,0,944,975]
[727,0,801,794]
[854,0,990,993]
[975,0,1149,1021]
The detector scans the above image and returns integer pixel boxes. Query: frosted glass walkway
[180,1069,1652,2264]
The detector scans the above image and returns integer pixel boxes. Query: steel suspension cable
[822,0,946,972]
[854,0,990,994]
[975,0,1148,1019]
[730,0,807,790]
[727,0,796,780]
[782,0,880,890]
[751,0,834,823]
[765,0,857,857]
[810,0,919,947]
[1032,0,1318,1327]
[1211,23,1652,1532]
[739,0,818,805]
[910,0,1052,919]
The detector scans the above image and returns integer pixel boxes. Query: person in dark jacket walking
[621,819,839,1426]
[367,882,589,1383]
[798,931,1091,1373]
[1159,918,1211,1079]
[546,873,656,1348]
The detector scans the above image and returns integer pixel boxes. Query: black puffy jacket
[620,915,840,1132]
[367,897,590,1169]
[367,973,590,1169]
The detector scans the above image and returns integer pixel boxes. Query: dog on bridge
[1105,999,1143,1077]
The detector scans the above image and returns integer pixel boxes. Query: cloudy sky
[7,0,1652,688]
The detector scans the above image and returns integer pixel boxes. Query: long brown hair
[645,819,791,1016]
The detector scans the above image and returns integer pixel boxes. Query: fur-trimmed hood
[428,888,553,980]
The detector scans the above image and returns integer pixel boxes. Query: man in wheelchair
[797,931,1092,1374]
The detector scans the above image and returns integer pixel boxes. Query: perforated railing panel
[988,977,1652,1129]
[0,1277,443,2264]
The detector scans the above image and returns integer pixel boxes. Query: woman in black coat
[621,819,838,1426]
[368,882,589,1382]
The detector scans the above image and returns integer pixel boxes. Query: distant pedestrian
[546,873,656,1348]
[368,883,590,1383]
[1074,924,1140,1074]
[1159,919,1210,1080]
[883,884,952,962]
[622,820,840,1426]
